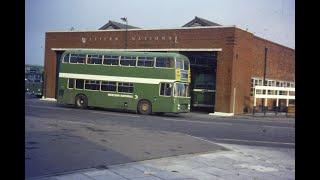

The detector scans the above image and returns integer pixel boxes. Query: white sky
[26,0,295,65]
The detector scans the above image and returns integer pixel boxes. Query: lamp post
[262,47,268,115]
[121,17,128,49]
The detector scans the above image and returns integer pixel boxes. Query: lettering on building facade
[81,35,178,43]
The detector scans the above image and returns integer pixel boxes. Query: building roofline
[99,20,140,30]
[182,16,221,27]
[253,36,295,51]
[51,48,223,52]
[46,25,294,51]
[46,25,236,33]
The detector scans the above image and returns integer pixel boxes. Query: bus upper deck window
[87,55,102,64]
[137,57,154,67]
[63,54,70,63]
[184,60,189,70]
[175,59,183,69]
[120,56,136,66]
[156,57,174,68]
[70,54,86,64]
[104,56,119,65]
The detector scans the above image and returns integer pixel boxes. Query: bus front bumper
[175,103,190,113]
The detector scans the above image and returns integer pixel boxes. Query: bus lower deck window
[101,81,117,92]
[85,80,100,90]
[118,82,133,93]
[75,79,84,89]
[160,83,172,96]
[68,78,75,88]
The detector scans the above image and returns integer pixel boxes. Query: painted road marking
[162,118,233,126]
[262,125,294,129]
[213,118,295,124]
[187,134,295,146]
[27,105,73,111]
[90,111,140,118]
[27,105,140,118]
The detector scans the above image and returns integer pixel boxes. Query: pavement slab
[29,142,294,180]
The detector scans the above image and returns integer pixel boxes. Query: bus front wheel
[137,100,152,115]
[75,94,88,109]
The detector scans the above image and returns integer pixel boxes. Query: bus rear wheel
[75,94,88,109]
[138,100,152,115]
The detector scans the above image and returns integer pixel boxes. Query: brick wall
[43,26,294,114]
[231,29,295,113]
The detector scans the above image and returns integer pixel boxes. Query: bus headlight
[177,104,180,110]
[188,104,190,109]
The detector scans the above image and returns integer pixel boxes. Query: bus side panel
[134,83,156,111]
[134,83,175,113]
[153,96,175,112]
[91,92,136,110]
[57,78,73,104]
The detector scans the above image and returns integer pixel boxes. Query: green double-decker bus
[57,49,191,115]
[191,73,215,109]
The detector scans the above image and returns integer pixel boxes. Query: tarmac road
[25,96,295,178]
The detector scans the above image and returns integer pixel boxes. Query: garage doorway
[179,52,218,112]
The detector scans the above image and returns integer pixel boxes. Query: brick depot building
[43,17,295,115]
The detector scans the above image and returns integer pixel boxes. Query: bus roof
[62,49,189,59]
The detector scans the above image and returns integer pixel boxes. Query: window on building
[155,57,174,68]
[251,78,263,96]
[63,54,70,63]
[258,79,263,86]
[68,78,75,89]
[120,56,136,66]
[267,80,276,86]
[160,83,172,96]
[75,79,84,89]
[85,80,100,90]
[268,90,276,95]
[289,99,295,105]
[289,91,295,96]
[256,89,263,94]
[290,82,295,88]
[87,55,103,64]
[101,81,117,92]
[70,54,86,64]
[103,56,119,65]
[137,57,154,67]
[118,82,134,93]
[279,90,287,95]
[280,81,285,87]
